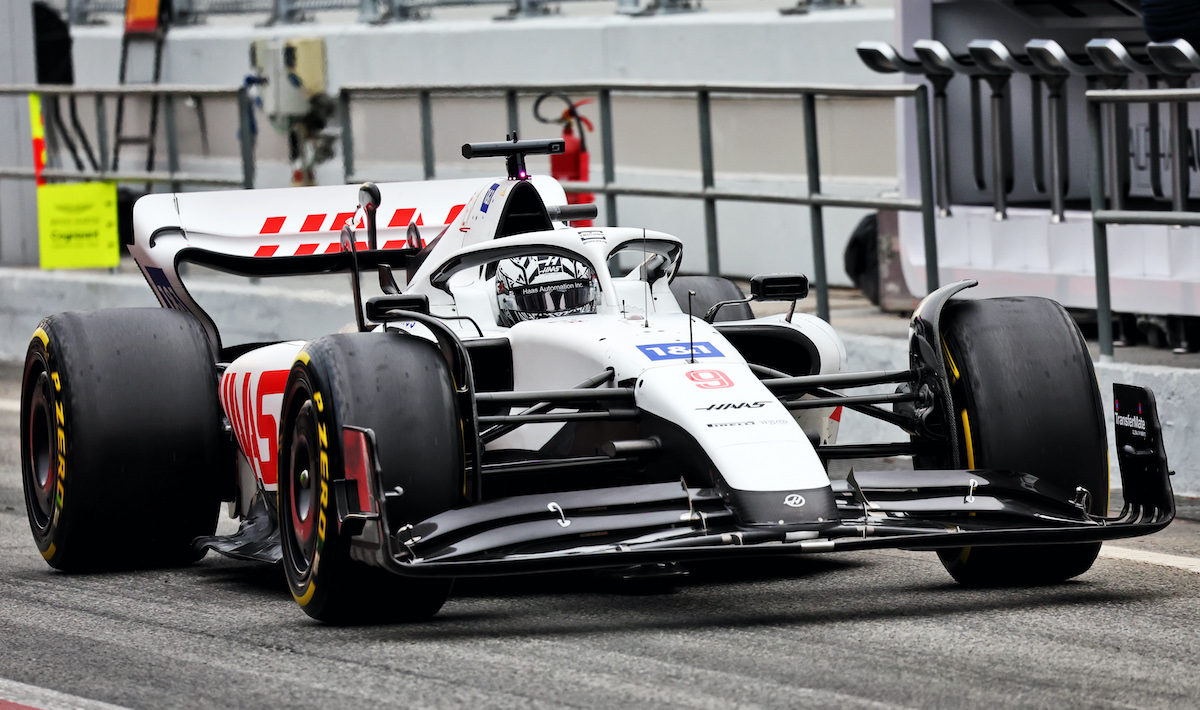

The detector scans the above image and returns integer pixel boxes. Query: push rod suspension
[784,391,922,410]
[479,370,617,444]
[762,369,916,395]
[815,442,925,459]
[478,409,640,425]
[476,387,634,405]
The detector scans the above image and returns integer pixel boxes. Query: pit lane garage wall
[59,7,899,281]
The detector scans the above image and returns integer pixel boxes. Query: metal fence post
[94,93,109,175]
[237,86,256,189]
[419,90,435,180]
[272,0,294,24]
[1171,100,1189,214]
[506,90,520,136]
[1087,97,1113,360]
[697,89,719,276]
[339,89,355,182]
[914,84,939,294]
[1105,102,1124,211]
[67,0,86,25]
[164,92,181,192]
[599,88,617,227]
[803,92,830,322]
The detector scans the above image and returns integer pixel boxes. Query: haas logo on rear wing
[250,205,466,257]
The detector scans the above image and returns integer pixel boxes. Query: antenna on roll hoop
[642,228,649,328]
[687,291,696,363]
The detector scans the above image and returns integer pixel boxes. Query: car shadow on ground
[188,556,293,600]
[377,583,1161,642]
[260,552,1165,638]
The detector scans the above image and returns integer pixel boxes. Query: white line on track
[0,677,131,710]
[1101,545,1200,574]
[0,399,18,414]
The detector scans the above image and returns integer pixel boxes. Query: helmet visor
[511,279,595,314]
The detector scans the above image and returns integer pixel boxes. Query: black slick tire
[20,309,225,571]
[933,297,1108,586]
[278,332,461,624]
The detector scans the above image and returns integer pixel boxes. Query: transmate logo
[1116,413,1147,432]
[687,369,733,389]
[784,494,806,508]
[638,342,722,361]
[1114,397,1147,434]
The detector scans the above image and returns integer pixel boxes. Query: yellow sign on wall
[37,182,120,270]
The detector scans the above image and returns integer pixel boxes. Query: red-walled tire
[278,332,462,624]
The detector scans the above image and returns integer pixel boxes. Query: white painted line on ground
[1101,545,1200,574]
[0,677,131,710]
[0,399,17,414]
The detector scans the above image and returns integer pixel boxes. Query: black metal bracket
[906,280,977,464]
[461,134,566,181]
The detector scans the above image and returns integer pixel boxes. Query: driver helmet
[494,255,598,327]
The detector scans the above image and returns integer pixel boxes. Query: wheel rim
[24,370,56,534]
[285,398,319,579]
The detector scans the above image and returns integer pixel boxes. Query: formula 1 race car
[20,137,1175,623]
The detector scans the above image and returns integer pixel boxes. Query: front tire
[20,309,226,571]
[932,297,1108,586]
[278,333,462,623]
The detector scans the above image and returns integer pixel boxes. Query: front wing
[334,384,1173,578]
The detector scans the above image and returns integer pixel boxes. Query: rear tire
[932,297,1108,586]
[20,309,225,571]
[278,332,462,624]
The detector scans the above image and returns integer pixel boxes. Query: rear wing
[128,174,570,355]
[130,178,493,262]
[128,177,503,355]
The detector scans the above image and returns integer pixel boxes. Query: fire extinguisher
[534,93,594,227]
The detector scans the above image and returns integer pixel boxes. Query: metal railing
[51,0,851,25]
[1088,86,1200,360]
[0,84,256,190]
[339,80,939,321]
[51,0,610,23]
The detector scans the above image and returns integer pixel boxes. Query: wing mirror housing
[703,273,809,324]
[366,294,431,321]
[750,274,809,301]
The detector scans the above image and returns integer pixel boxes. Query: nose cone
[722,484,839,531]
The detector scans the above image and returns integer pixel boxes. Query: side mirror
[359,181,381,252]
[750,274,809,301]
[366,294,430,322]
[641,253,669,287]
[358,181,381,211]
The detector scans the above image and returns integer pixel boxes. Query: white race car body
[113,141,1171,586]
[18,136,1174,619]
[131,174,846,519]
